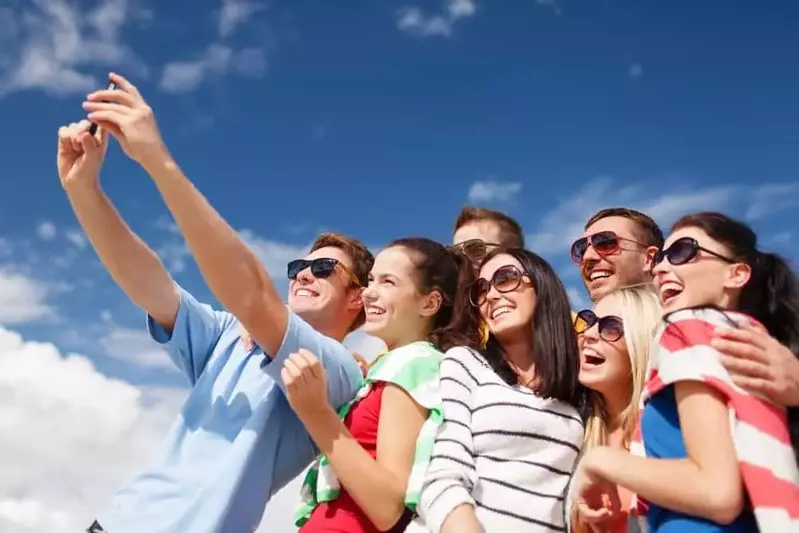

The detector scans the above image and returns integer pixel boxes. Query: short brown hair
[454,206,525,248]
[309,232,374,330]
[585,207,664,248]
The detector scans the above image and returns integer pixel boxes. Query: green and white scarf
[295,340,444,526]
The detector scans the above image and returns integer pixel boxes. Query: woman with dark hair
[572,212,799,533]
[280,237,482,533]
[417,247,585,533]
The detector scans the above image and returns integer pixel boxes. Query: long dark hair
[479,247,583,408]
[387,238,483,352]
[672,212,799,457]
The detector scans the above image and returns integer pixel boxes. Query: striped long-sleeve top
[417,347,585,532]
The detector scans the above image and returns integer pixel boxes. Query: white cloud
[0,0,146,97]
[448,0,477,19]
[65,229,88,250]
[525,176,739,256]
[160,0,266,93]
[0,270,53,324]
[100,324,173,369]
[467,179,523,204]
[159,44,267,93]
[745,182,799,221]
[238,230,309,280]
[36,221,57,241]
[397,0,476,38]
[0,318,382,533]
[628,62,643,79]
[218,0,263,38]
[0,326,186,532]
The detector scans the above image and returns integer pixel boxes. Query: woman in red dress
[280,238,483,533]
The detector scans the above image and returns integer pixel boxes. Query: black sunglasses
[287,258,361,286]
[574,309,624,342]
[469,265,530,307]
[570,231,645,263]
[452,239,500,264]
[652,237,735,270]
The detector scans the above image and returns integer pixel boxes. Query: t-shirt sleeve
[146,285,235,384]
[261,310,364,410]
[655,307,743,388]
[419,347,480,533]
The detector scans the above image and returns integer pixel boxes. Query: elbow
[371,499,409,532]
[705,486,745,525]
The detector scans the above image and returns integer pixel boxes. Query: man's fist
[57,120,108,190]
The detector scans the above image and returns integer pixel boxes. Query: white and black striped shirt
[417,347,584,533]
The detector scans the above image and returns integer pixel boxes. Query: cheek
[605,351,632,379]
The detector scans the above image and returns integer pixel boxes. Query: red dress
[300,382,414,533]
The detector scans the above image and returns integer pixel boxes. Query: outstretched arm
[57,120,179,329]
[84,74,288,356]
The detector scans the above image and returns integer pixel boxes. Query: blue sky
[1,0,798,531]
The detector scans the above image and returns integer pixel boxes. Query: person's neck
[501,334,535,373]
[384,329,430,352]
[306,317,350,343]
[600,386,630,431]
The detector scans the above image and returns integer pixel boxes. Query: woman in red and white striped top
[571,211,799,533]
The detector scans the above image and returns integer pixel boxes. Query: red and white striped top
[629,307,799,532]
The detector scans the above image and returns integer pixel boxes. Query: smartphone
[88,80,118,136]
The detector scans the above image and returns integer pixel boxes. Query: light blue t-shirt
[97,286,364,533]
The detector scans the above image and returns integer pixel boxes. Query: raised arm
[83,74,288,356]
[578,382,744,524]
[57,120,178,328]
[420,348,483,533]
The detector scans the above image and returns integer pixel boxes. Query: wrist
[582,447,611,477]
[64,179,103,198]
[140,146,177,177]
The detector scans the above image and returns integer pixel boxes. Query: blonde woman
[571,285,662,533]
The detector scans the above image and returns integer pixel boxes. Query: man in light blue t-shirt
[58,74,371,532]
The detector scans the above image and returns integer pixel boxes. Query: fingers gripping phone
[88,80,117,136]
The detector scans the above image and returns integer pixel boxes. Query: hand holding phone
[88,80,117,136]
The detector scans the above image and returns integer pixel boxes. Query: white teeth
[491,307,512,319]
[295,289,317,297]
[660,283,683,303]
[365,306,385,315]
[589,271,612,281]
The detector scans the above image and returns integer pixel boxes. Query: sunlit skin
[578,295,632,416]
[579,216,653,301]
[362,247,441,350]
[287,246,363,325]
[652,227,751,314]
[478,254,536,344]
[453,221,503,247]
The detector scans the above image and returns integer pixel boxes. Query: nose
[485,283,502,303]
[651,255,670,279]
[581,243,601,264]
[296,267,315,284]
[581,322,600,342]
[362,284,378,302]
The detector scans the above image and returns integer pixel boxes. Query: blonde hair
[572,284,661,533]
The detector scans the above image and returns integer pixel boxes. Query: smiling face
[579,216,653,301]
[361,246,441,349]
[653,226,751,313]
[578,294,632,395]
[287,246,361,324]
[477,253,536,339]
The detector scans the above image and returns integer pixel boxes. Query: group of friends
[55,73,799,533]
